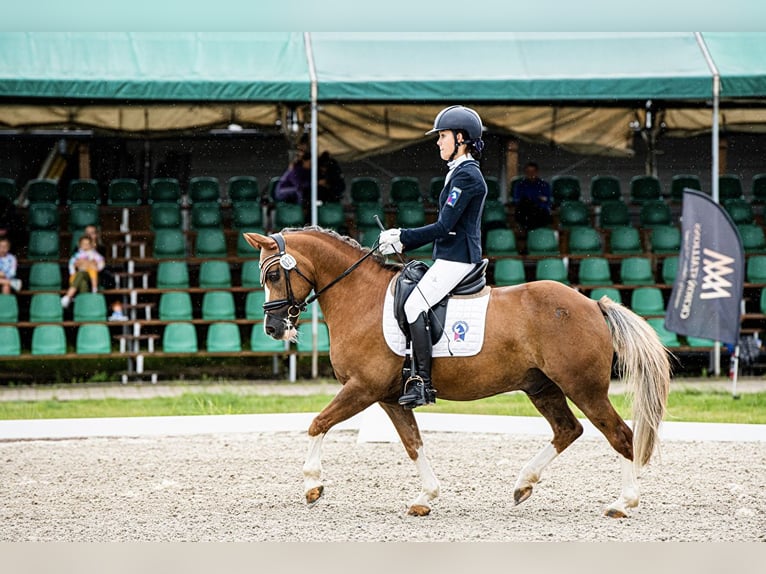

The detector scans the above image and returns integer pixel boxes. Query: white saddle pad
[382,278,491,358]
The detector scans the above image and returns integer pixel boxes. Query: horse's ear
[243,232,277,251]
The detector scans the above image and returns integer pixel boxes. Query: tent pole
[696,32,723,376]
[305,32,320,379]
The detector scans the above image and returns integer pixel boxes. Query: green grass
[1,389,765,424]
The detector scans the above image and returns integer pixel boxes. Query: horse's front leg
[378,401,439,516]
[303,381,378,506]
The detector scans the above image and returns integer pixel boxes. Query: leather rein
[259,232,380,320]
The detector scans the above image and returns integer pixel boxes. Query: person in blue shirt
[512,161,553,233]
[378,105,488,408]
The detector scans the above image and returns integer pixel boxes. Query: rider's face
[437,130,455,161]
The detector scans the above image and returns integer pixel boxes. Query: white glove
[378,228,403,255]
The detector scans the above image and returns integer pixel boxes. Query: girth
[393,258,488,344]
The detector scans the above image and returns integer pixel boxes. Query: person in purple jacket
[378,105,488,408]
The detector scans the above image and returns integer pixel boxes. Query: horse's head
[243,231,316,341]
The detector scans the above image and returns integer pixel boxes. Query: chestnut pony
[244,228,670,518]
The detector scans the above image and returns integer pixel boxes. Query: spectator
[512,161,553,233]
[61,234,105,309]
[84,224,115,289]
[275,151,311,208]
[0,237,21,294]
[317,150,346,203]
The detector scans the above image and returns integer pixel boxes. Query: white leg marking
[514,442,558,495]
[410,445,440,508]
[303,433,325,494]
[605,456,640,517]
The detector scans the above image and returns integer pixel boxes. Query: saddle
[393,258,489,345]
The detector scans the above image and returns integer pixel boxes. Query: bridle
[258,232,379,322]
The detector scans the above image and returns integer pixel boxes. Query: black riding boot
[398,312,436,408]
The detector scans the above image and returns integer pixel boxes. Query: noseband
[259,232,380,322]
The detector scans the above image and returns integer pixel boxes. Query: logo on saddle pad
[452,320,469,342]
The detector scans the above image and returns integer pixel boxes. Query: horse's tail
[597,295,671,469]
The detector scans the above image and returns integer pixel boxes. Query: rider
[378,105,488,408]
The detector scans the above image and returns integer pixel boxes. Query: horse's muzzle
[264,313,296,341]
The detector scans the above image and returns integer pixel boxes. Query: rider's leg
[399,259,474,408]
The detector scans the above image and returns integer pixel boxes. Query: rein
[260,232,379,319]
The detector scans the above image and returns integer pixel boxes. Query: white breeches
[404,258,476,323]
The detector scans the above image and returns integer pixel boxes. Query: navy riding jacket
[399,160,487,264]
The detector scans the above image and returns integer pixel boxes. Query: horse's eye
[267,270,280,283]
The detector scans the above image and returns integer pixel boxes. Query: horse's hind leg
[378,401,439,516]
[514,377,583,506]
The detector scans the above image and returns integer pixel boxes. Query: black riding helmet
[426,105,485,160]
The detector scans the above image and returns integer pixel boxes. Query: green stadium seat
[590,175,621,204]
[629,175,662,204]
[76,323,111,354]
[428,176,445,204]
[0,325,21,356]
[159,291,193,321]
[67,179,100,205]
[156,261,189,289]
[630,287,665,316]
[620,257,655,285]
[609,226,642,255]
[719,174,743,201]
[598,200,630,229]
[318,202,346,231]
[0,294,19,323]
[162,322,198,353]
[661,256,679,284]
[206,322,242,352]
[201,291,236,320]
[482,200,507,229]
[639,200,672,227]
[738,224,766,254]
[153,229,187,259]
[188,176,220,203]
[27,178,59,204]
[150,203,182,230]
[148,178,182,204]
[670,174,702,203]
[0,178,18,203]
[577,257,612,285]
[493,258,525,286]
[199,260,232,289]
[73,293,107,322]
[535,258,569,284]
[245,290,266,320]
[568,226,603,255]
[227,176,260,203]
[389,176,422,203]
[551,175,581,206]
[69,203,99,231]
[350,177,382,204]
[28,262,62,291]
[355,202,385,230]
[485,176,501,201]
[31,324,67,355]
[751,174,766,205]
[589,287,622,304]
[686,335,715,347]
[396,201,426,227]
[746,255,766,283]
[251,323,287,352]
[485,228,518,256]
[274,202,305,229]
[29,293,63,323]
[236,228,265,258]
[296,321,330,353]
[241,261,261,288]
[107,178,141,205]
[194,229,227,258]
[558,200,590,228]
[647,318,681,348]
[191,201,222,229]
[723,198,754,225]
[760,287,766,314]
[232,201,264,229]
[27,230,60,261]
[357,227,381,249]
[27,203,59,230]
[650,225,681,254]
[526,227,559,255]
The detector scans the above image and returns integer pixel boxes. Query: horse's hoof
[407,504,431,517]
[306,486,324,506]
[604,507,629,519]
[513,486,533,506]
